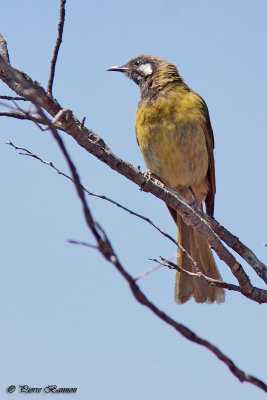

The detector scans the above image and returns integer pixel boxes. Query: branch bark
[47,0,66,95]
[0,33,10,63]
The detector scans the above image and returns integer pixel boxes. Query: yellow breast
[136,87,209,189]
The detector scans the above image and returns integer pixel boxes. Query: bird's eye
[135,60,140,66]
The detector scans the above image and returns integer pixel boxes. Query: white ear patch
[138,63,153,76]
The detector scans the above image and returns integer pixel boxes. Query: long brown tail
[175,214,225,304]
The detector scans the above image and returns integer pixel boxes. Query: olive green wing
[196,94,216,216]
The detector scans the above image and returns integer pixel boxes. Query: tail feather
[175,214,225,304]
[175,217,194,304]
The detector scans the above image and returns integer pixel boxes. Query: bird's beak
[106,65,129,72]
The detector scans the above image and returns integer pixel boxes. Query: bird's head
[107,55,181,96]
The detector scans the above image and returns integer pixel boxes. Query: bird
[107,55,225,304]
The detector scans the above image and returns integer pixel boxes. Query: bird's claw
[140,169,162,190]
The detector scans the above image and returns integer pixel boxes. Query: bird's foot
[142,169,159,180]
[140,169,162,191]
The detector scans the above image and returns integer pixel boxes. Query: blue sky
[1,1,267,399]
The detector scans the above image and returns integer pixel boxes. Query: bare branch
[152,258,242,293]
[67,239,98,250]
[47,0,66,95]
[134,263,165,281]
[39,110,267,393]
[0,33,10,63]
[0,110,46,125]
[0,101,63,131]
[0,54,266,303]
[202,211,267,284]
[0,95,28,101]
[81,116,86,129]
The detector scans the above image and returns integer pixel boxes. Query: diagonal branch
[47,0,66,95]
[37,107,267,394]
[202,211,267,284]
[152,257,242,293]
[0,53,266,303]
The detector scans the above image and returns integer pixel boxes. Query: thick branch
[0,54,266,303]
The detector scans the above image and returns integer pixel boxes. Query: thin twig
[0,101,53,128]
[0,111,45,124]
[151,258,242,293]
[0,95,28,101]
[67,239,98,249]
[134,263,164,281]
[47,0,66,95]
[0,33,10,63]
[81,116,86,129]
[0,110,64,130]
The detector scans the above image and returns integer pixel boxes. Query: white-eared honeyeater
[107,55,225,304]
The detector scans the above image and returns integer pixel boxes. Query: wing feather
[195,94,216,216]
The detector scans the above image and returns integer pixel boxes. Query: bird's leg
[188,186,199,211]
